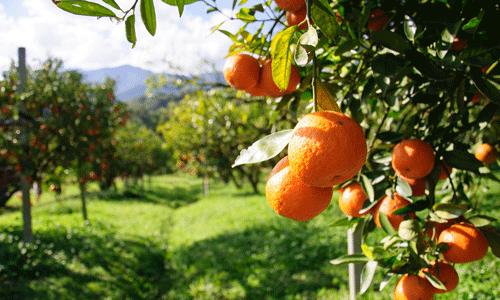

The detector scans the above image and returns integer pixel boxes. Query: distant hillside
[81,65,154,101]
[80,65,225,102]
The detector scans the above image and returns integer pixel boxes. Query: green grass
[0,173,499,299]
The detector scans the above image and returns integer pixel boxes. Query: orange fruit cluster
[274,0,310,31]
[395,221,489,299]
[223,54,301,98]
[265,156,333,221]
[266,111,367,221]
[391,138,453,197]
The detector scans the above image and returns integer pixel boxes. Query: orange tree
[0,58,129,218]
[158,89,277,193]
[55,0,500,297]
[111,120,173,188]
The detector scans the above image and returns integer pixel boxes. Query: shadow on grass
[0,223,172,300]
[99,184,203,209]
[0,205,20,216]
[168,222,349,300]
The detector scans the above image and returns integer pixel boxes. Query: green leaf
[270,26,297,91]
[334,39,358,56]
[360,261,378,294]
[433,203,468,219]
[468,215,497,227]
[460,47,500,67]
[383,236,402,250]
[378,212,396,235]
[125,15,137,48]
[377,131,402,143]
[361,77,376,101]
[371,53,401,78]
[374,74,390,97]
[462,10,484,34]
[436,19,463,59]
[379,273,394,291]
[471,72,500,106]
[236,7,256,22]
[406,50,452,81]
[161,0,199,16]
[392,200,428,215]
[102,0,120,10]
[232,129,293,167]
[422,271,447,291]
[330,216,360,228]
[398,219,421,241]
[371,31,411,54]
[477,102,499,128]
[140,0,156,36]
[411,93,441,104]
[55,1,117,17]
[442,148,483,171]
[395,178,412,198]
[361,174,375,203]
[330,254,369,265]
[311,0,340,42]
[404,15,416,43]
[361,244,375,260]
[481,229,500,259]
[161,0,198,5]
[316,80,341,112]
[294,27,319,66]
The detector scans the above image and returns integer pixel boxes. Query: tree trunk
[79,181,88,221]
[204,177,210,197]
[21,176,33,243]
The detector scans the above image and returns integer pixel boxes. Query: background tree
[158,88,280,193]
[0,58,129,220]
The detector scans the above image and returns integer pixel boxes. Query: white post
[348,227,362,300]
[18,47,33,244]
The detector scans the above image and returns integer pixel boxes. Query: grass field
[1,173,499,299]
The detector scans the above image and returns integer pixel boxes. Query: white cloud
[0,0,239,74]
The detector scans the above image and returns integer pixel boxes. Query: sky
[0,0,265,74]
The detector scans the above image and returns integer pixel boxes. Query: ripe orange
[368,8,389,32]
[394,273,435,300]
[288,111,367,187]
[265,156,333,221]
[286,8,311,31]
[223,53,261,91]
[373,193,414,231]
[392,139,436,180]
[438,222,489,263]
[243,79,266,97]
[274,0,306,13]
[438,161,453,181]
[470,93,483,104]
[421,259,459,294]
[474,143,498,165]
[449,37,468,51]
[338,182,370,217]
[260,60,301,98]
[398,174,426,197]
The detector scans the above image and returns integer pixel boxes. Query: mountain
[81,65,154,101]
[80,65,225,102]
